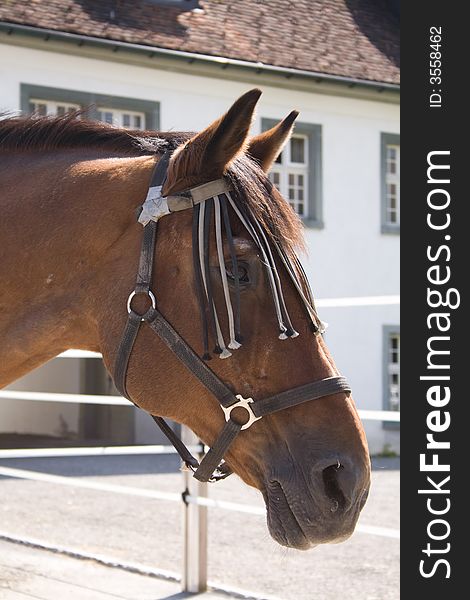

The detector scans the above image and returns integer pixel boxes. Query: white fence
[0,295,400,595]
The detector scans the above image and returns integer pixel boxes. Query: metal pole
[181,426,208,593]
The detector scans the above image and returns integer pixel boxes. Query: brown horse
[0,89,370,549]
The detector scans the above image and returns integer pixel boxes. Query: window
[96,108,145,130]
[269,135,308,217]
[387,333,400,411]
[262,119,322,227]
[21,84,160,131]
[381,133,400,233]
[385,144,400,225]
[29,99,80,116]
[383,325,400,429]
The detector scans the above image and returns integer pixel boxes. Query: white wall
[0,42,399,453]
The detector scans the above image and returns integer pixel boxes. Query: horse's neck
[0,151,155,387]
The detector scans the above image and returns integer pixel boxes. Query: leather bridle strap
[113,149,353,482]
[121,305,350,483]
[114,147,171,401]
[145,309,236,406]
[140,304,242,481]
[113,149,238,479]
[117,294,351,480]
[252,376,351,418]
[192,376,351,483]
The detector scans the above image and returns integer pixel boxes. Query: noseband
[113,149,351,482]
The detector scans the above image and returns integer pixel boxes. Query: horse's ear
[247,111,299,172]
[201,88,262,174]
[165,89,262,191]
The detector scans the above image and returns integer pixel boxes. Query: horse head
[96,89,370,549]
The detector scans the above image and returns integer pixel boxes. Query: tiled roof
[0,0,400,85]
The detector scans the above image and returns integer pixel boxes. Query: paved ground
[0,539,233,600]
[0,453,399,600]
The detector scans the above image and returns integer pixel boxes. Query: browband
[139,177,232,226]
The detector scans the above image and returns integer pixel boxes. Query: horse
[0,89,370,550]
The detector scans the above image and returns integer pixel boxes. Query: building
[0,0,400,453]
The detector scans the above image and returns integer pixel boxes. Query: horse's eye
[225,262,250,284]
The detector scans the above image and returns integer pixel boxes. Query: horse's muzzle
[263,460,370,549]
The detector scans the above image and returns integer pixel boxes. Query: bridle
[113,148,351,482]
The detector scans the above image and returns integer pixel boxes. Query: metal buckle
[127,290,156,320]
[221,395,261,431]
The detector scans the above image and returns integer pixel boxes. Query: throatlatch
[113,147,351,482]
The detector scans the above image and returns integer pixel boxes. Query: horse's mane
[0,111,187,154]
[0,113,304,251]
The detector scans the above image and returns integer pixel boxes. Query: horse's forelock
[226,155,305,257]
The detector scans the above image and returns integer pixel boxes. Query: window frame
[382,324,400,430]
[381,132,400,234]
[21,84,160,130]
[262,118,323,228]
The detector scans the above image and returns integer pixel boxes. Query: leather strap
[193,419,242,482]
[135,221,158,294]
[114,311,142,399]
[141,310,350,481]
[193,377,350,480]
[145,308,237,408]
[190,179,232,204]
[151,415,200,470]
[114,150,171,397]
[252,376,351,418]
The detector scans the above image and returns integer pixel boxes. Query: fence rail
[0,444,202,459]
[0,390,130,405]
[0,390,400,422]
[315,294,400,308]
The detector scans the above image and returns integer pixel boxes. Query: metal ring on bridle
[127,290,156,319]
[221,394,262,431]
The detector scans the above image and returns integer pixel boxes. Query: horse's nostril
[322,463,347,512]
